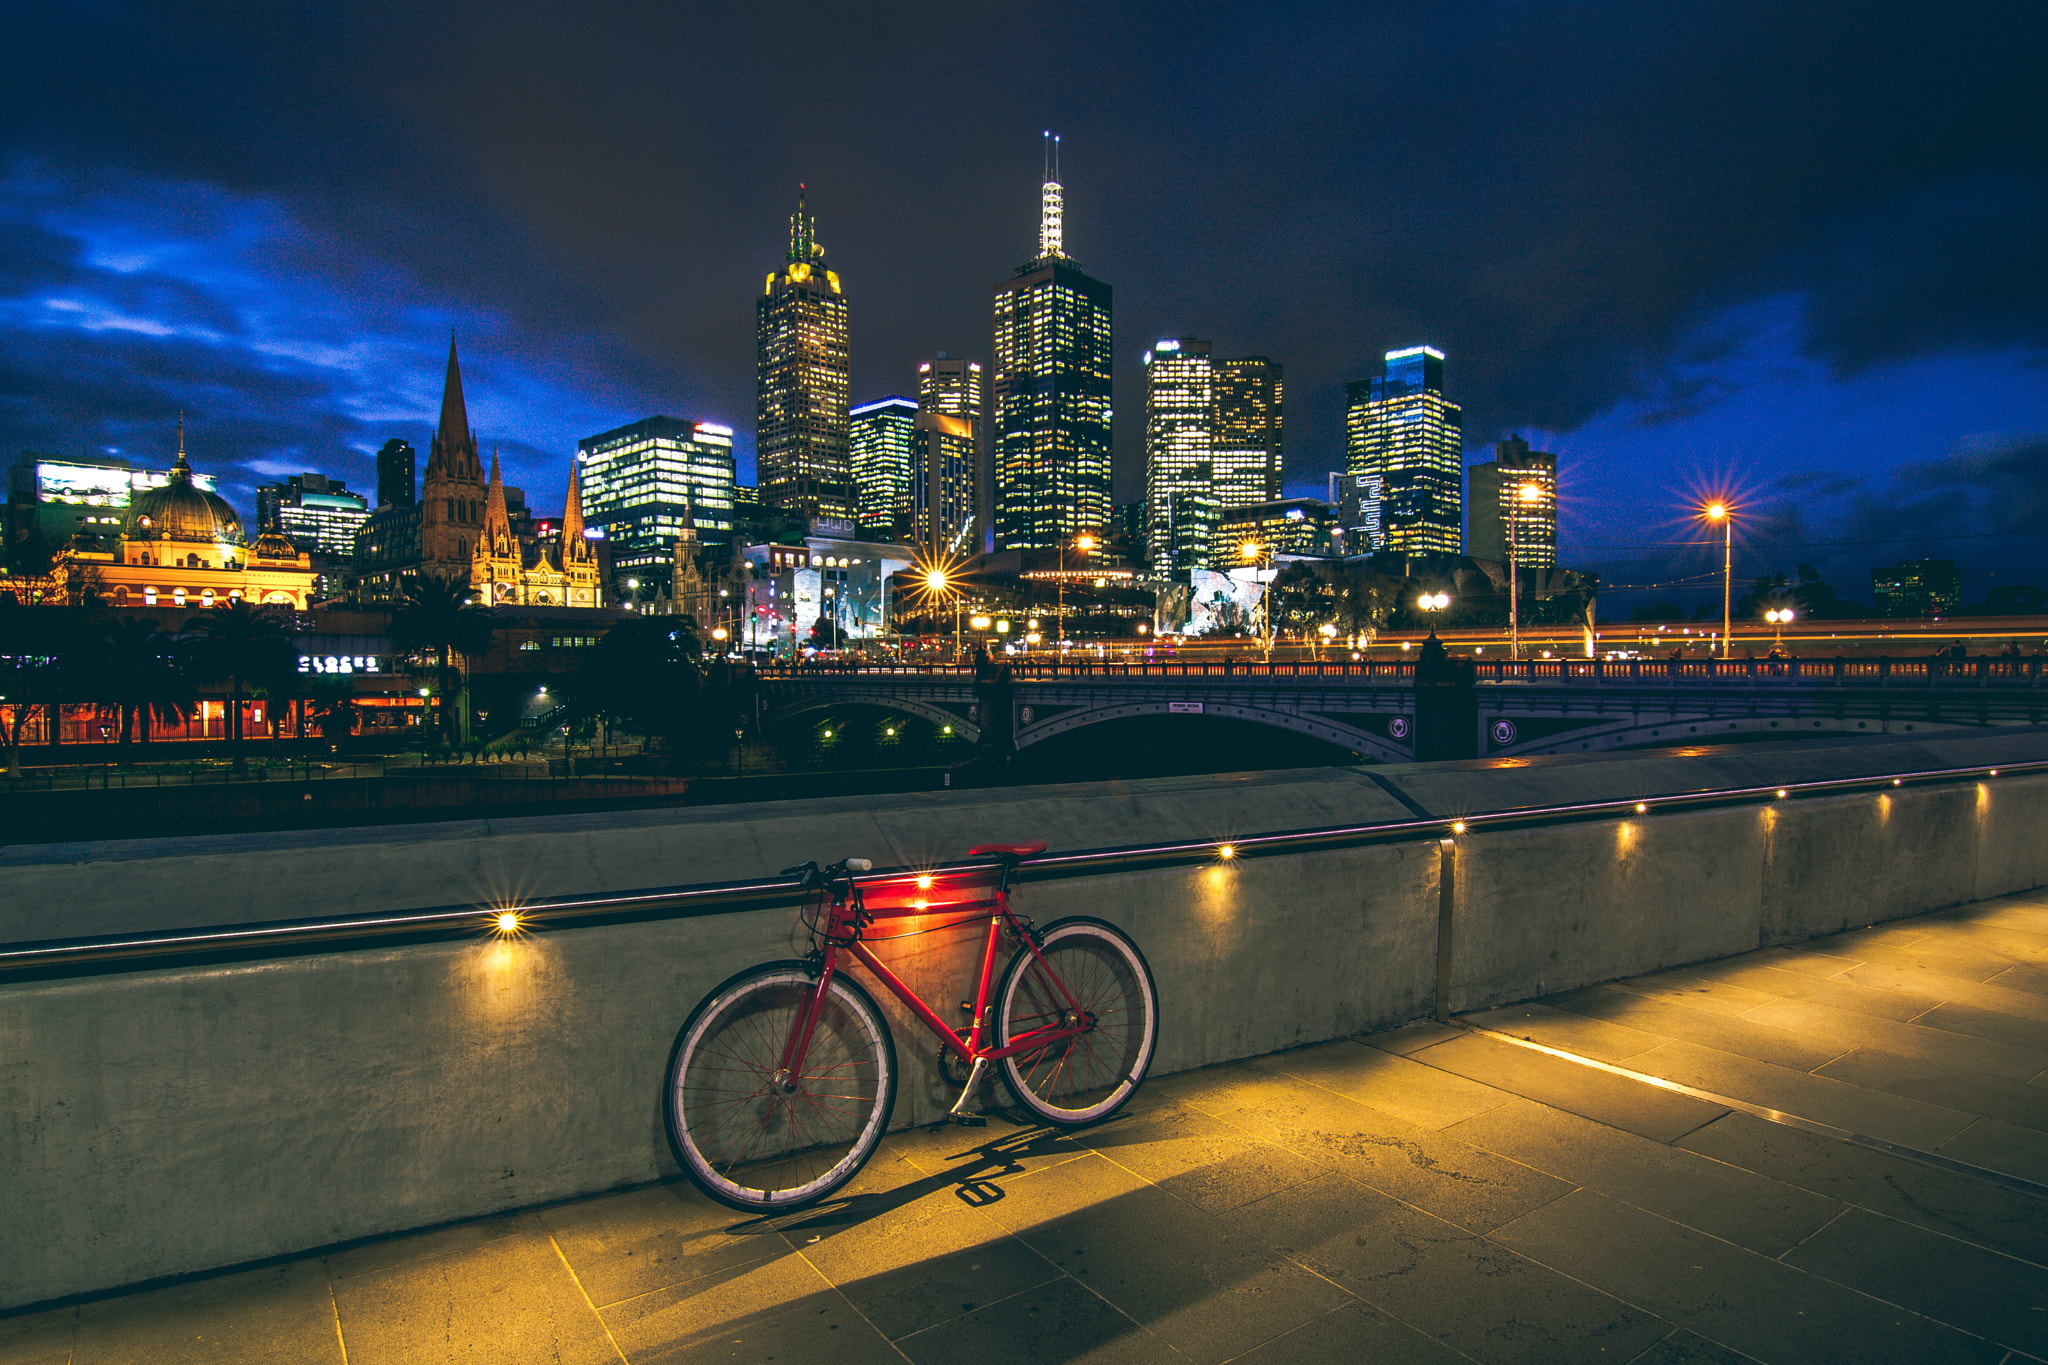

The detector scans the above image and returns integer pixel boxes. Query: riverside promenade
[4,888,2043,1364]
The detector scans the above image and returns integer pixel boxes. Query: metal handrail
[4,756,2043,979]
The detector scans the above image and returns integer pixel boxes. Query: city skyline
[2,2,2044,605]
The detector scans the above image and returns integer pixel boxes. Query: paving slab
[1624,1037,1981,1150]
[1263,1037,1520,1130]
[1405,1031,1730,1143]
[1458,1000,1672,1063]
[1675,1110,2048,1267]
[1546,983,1854,1071]
[71,1260,341,1365]
[1813,1047,2048,1129]
[1441,1096,1841,1257]
[331,1219,620,1365]
[1779,1208,2048,1358]
[1490,1188,2005,1365]
[1223,1173,1669,1365]
[1935,1117,2048,1185]
[1741,996,2048,1082]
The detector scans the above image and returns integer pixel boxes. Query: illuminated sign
[1154,339,1181,353]
[1385,346,1446,361]
[695,422,734,438]
[298,654,385,674]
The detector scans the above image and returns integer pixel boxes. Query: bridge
[760,656,2048,761]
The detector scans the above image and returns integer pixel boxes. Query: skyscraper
[1466,435,1557,568]
[757,186,852,524]
[576,416,739,589]
[376,438,416,510]
[1142,339,1217,572]
[917,355,982,556]
[1141,342,1285,572]
[1212,356,1283,513]
[1344,346,1464,555]
[992,135,1112,550]
[849,397,916,541]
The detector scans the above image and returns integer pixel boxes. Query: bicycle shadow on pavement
[741,1112,1133,1239]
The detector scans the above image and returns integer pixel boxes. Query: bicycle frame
[776,870,1094,1084]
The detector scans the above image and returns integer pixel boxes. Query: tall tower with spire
[556,465,602,608]
[991,133,1113,550]
[470,450,523,602]
[421,337,488,575]
[756,185,853,525]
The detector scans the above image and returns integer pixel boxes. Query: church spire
[560,464,586,550]
[437,336,471,449]
[482,449,512,555]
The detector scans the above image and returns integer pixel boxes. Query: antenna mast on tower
[1039,131,1064,259]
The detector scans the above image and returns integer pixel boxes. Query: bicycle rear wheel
[665,962,897,1211]
[994,918,1158,1125]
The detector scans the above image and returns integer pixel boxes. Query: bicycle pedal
[947,1113,988,1128]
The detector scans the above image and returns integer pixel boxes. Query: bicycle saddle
[969,841,1046,858]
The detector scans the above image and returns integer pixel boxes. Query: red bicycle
[663,841,1159,1211]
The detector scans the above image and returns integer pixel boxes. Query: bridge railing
[757,657,2045,687]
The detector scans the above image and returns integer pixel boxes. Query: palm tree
[0,598,78,777]
[101,617,195,751]
[390,574,496,746]
[184,600,296,770]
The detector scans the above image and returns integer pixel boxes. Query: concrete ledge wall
[4,733,2045,1309]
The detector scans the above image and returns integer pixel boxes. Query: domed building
[50,420,315,611]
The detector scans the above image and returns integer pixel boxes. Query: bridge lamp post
[1239,539,1276,659]
[1417,592,1451,641]
[1316,621,1337,661]
[970,614,992,662]
[1703,502,1734,659]
[1508,482,1542,662]
[1059,534,1096,659]
[1766,606,1795,650]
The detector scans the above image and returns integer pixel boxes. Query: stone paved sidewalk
[5,891,2044,1364]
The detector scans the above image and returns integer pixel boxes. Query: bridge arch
[1493,712,1981,757]
[1015,699,1413,764]
[768,694,981,743]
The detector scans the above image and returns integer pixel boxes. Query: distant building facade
[1466,435,1557,569]
[757,188,853,522]
[916,356,982,558]
[992,148,1112,550]
[1344,346,1464,555]
[6,451,221,551]
[256,472,370,558]
[19,420,316,611]
[376,438,416,509]
[1217,498,1337,559]
[1873,559,1962,618]
[1212,355,1283,513]
[576,416,738,597]
[850,397,917,542]
[1143,338,1217,572]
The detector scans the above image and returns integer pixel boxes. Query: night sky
[4,1,2043,607]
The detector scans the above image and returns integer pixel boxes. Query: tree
[183,600,296,769]
[307,678,360,742]
[0,599,79,777]
[390,574,496,745]
[567,616,713,761]
[98,617,194,750]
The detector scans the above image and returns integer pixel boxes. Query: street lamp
[1702,501,1733,659]
[1239,539,1276,657]
[1417,591,1451,641]
[1316,621,1337,660]
[1508,482,1542,661]
[1059,533,1095,659]
[1766,606,1795,649]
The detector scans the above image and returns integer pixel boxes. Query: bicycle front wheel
[995,918,1159,1126]
[664,962,897,1212]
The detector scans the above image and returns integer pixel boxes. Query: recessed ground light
[1635,803,1647,813]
